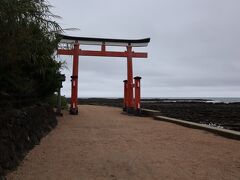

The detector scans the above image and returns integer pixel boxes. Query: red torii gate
[57,34,150,115]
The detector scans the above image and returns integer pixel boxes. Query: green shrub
[0,0,63,108]
[47,94,68,110]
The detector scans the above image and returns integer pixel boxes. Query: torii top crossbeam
[59,34,150,47]
[57,34,150,115]
[58,34,150,58]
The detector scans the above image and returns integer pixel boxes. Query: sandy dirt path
[7,105,240,180]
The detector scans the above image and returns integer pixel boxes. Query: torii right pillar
[125,45,143,115]
[126,45,135,114]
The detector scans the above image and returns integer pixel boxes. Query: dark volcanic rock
[0,104,57,178]
[141,102,240,131]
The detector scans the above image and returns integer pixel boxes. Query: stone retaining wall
[0,104,57,178]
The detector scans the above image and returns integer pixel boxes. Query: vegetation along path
[7,105,240,180]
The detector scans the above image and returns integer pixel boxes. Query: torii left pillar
[70,42,79,114]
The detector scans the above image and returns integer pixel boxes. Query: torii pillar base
[70,108,78,115]
[126,107,135,114]
[135,109,141,116]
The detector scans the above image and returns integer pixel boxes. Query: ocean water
[205,97,240,103]
[78,97,240,103]
[141,97,240,103]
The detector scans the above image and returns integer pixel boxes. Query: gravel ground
[79,98,240,131]
[7,105,240,180]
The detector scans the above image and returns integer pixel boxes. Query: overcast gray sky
[50,0,240,98]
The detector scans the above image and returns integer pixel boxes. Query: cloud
[51,0,240,97]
